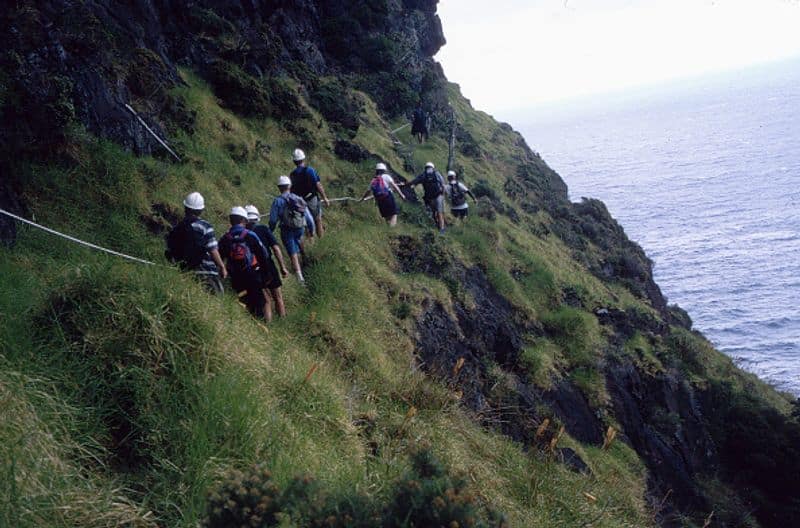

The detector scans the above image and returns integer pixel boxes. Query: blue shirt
[268,192,316,233]
[290,165,320,198]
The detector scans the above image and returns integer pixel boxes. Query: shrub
[207,60,270,117]
[266,76,307,121]
[309,78,362,136]
[202,449,507,527]
[187,6,235,36]
[541,307,601,368]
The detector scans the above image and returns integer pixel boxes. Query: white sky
[436,0,800,113]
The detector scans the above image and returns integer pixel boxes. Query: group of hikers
[165,148,476,322]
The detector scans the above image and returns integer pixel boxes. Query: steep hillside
[2,2,800,527]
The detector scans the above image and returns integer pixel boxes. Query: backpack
[227,229,257,274]
[280,194,307,229]
[166,219,205,269]
[291,166,316,199]
[422,171,444,198]
[370,176,391,201]
[450,182,466,207]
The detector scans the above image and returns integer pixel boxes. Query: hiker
[219,207,273,320]
[444,170,476,220]
[360,162,406,226]
[268,175,316,285]
[405,161,446,233]
[165,191,227,294]
[411,101,429,143]
[290,148,330,238]
[245,205,289,321]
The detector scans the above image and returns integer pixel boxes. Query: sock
[296,271,305,282]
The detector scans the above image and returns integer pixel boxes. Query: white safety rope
[1,207,157,266]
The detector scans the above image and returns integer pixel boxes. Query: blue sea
[516,59,800,395]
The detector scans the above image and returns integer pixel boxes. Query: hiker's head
[244,205,260,227]
[183,192,205,216]
[425,162,435,174]
[447,170,457,183]
[375,162,387,175]
[277,175,292,193]
[229,206,248,226]
[292,148,306,166]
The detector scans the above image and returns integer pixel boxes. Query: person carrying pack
[360,162,406,227]
[290,149,330,238]
[219,207,272,319]
[445,170,476,220]
[165,192,227,294]
[411,101,429,144]
[245,205,289,321]
[405,161,447,233]
[269,175,316,285]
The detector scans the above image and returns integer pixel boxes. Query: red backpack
[227,229,257,273]
[370,176,391,200]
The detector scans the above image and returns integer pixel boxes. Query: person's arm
[272,245,289,277]
[403,174,422,187]
[316,181,330,206]
[210,248,227,279]
[390,179,406,200]
[465,185,477,202]
[360,187,372,201]
[268,198,281,231]
[304,207,316,235]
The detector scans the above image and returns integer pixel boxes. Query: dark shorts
[232,273,266,317]
[452,208,468,219]
[306,195,322,218]
[425,195,444,214]
[281,227,305,255]
[260,259,283,290]
[376,193,398,219]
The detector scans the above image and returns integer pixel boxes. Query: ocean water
[517,60,800,395]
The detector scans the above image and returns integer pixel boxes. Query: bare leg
[388,214,398,227]
[437,212,445,231]
[315,215,324,238]
[262,289,273,323]
[271,287,286,317]
[290,253,302,275]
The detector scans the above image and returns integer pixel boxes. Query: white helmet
[183,191,205,210]
[277,175,292,187]
[230,206,248,218]
[376,162,387,171]
[425,162,435,169]
[447,170,456,177]
[244,205,260,221]
[292,148,306,162]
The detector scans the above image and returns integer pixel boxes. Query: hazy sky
[436,0,800,113]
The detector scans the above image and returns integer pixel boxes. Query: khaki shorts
[425,195,444,214]
[306,195,322,218]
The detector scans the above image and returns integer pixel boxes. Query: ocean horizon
[515,58,800,395]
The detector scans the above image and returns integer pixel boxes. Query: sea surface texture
[520,61,800,395]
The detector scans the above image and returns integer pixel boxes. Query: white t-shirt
[374,174,396,193]
[444,182,470,210]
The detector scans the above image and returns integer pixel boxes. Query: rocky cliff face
[3,2,799,527]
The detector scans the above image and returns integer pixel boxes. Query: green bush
[309,78,362,136]
[266,76,307,121]
[541,307,601,368]
[202,449,506,527]
[207,60,270,117]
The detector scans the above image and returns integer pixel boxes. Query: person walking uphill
[360,162,406,226]
[245,205,289,321]
[411,101,429,144]
[445,170,476,220]
[165,192,227,294]
[406,162,446,233]
[269,175,316,285]
[219,207,272,320]
[290,149,330,238]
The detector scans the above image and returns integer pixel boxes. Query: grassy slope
[0,70,787,527]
